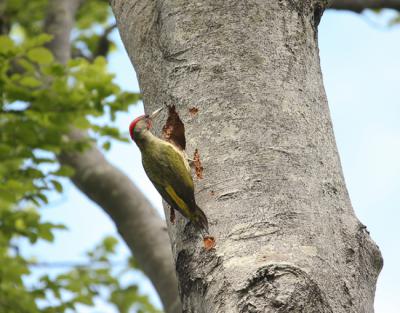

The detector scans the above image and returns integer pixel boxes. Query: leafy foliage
[32,237,161,313]
[0,32,139,209]
[368,8,400,27]
[389,13,400,26]
[0,0,158,312]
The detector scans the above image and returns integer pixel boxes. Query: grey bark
[44,1,181,312]
[111,0,383,312]
[330,0,400,12]
[44,0,83,64]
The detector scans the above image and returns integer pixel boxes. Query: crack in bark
[238,264,333,313]
[228,222,280,241]
[163,47,192,63]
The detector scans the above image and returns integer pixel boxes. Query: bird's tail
[193,205,209,234]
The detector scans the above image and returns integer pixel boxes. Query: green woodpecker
[129,108,209,234]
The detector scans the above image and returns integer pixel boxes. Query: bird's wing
[142,140,196,219]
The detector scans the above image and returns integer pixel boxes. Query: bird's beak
[149,107,163,120]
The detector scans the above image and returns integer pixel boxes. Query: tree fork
[111,0,382,312]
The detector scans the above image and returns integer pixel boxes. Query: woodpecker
[129,108,209,234]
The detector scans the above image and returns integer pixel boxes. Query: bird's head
[129,107,163,142]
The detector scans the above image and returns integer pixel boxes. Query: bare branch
[94,23,117,59]
[29,260,127,268]
[44,0,83,65]
[72,24,117,61]
[1,109,27,115]
[59,130,181,313]
[42,1,181,312]
[0,1,11,35]
[330,0,400,12]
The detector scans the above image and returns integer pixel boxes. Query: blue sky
[24,9,400,313]
[320,10,400,313]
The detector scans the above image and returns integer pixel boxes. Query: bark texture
[111,0,383,312]
[44,1,181,312]
[330,0,400,12]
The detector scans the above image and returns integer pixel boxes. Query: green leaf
[0,189,17,203]
[53,166,75,177]
[39,229,54,242]
[102,236,118,253]
[42,63,65,76]
[28,232,39,244]
[17,59,36,72]
[36,193,48,204]
[74,116,90,129]
[25,34,53,47]
[51,180,63,193]
[20,76,42,88]
[15,218,26,231]
[38,223,55,242]
[32,157,56,164]
[75,295,94,305]
[0,6,161,313]
[102,141,111,151]
[0,36,15,53]
[27,47,54,65]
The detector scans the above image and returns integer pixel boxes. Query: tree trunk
[330,0,400,12]
[111,0,382,312]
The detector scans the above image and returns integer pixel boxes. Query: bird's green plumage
[133,123,208,233]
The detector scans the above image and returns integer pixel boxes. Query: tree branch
[0,1,11,35]
[330,0,400,12]
[58,130,181,313]
[43,1,181,312]
[1,109,27,115]
[72,23,117,61]
[44,0,84,64]
[94,23,117,59]
[29,260,127,268]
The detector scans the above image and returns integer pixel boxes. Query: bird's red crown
[129,114,151,140]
